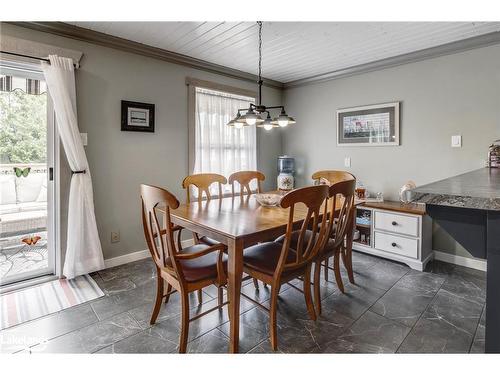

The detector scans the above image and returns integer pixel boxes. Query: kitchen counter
[411,168,500,211]
[410,167,500,353]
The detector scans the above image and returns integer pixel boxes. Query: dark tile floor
[0,251,486,354]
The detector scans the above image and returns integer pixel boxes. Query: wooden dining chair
[241,185,330,351]
[312,170,356,285]
[140,184,228,353]
[313,179,356,314]
[182,173,227,245]
[228,170,265,197]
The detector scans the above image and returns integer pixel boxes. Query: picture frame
[337,102,400,146]
[121,100,155,132]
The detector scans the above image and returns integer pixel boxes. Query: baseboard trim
[433,250,487,272]
[104,239,195,269]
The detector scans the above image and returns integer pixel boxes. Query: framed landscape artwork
[121,100,155,132]
[337,102,400,146]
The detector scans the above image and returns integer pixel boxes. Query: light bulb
[246,118,257,126]
[234,122,244,129]
[264,124,273,131]
[278,120,288,127]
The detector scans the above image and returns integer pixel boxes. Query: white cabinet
[352,203,432,271]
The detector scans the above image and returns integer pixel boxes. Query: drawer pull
[391,242,397,247]
[392,221,398,226]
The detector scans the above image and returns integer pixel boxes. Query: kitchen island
[411,168,500,353]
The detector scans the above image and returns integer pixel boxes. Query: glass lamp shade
[271,110,296,127]
[234,121,244,129]
[236,108,263,126]
[257,114,278,131]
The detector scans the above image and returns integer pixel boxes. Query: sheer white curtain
[41,55,104,279]
[194,87,257,194]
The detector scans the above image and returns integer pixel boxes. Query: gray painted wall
[282,44,500,258]
[1,23,284,261]
[3,22,500,262]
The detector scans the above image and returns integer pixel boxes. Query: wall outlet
[111,231,120,243]
[451,135,462,148]
[344,157,351,167]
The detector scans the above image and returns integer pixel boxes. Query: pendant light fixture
[227,21,295,131]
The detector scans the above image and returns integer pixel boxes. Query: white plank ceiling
[69,22,500,83]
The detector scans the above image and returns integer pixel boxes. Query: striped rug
[0,275,104,330]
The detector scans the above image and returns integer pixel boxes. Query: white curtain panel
[194,87,257,194]
[41,55,104,279]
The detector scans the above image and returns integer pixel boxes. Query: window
[193,87,257,193]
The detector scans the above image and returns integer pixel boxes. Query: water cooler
[277,156,295,191]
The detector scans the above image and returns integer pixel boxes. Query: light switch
[451,135,462,148]
[344,157,351,167]
[80,133,88,146]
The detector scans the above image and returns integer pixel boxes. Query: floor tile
[395,269,445,294]
[0,303,98,353]
[319,282,386,320]
[440,271,486,305]
[398,316,473,353]
[188,329,230,353]
[29,312,142,353]
[422,289,483,336]
[350,260,410,291]
[370,284,435,327]
[319,338,393,353]
[424,260,456,277]
[95,329,177,353]
[338,310,411,353]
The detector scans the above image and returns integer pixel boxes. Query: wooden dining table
[169,193,360,353]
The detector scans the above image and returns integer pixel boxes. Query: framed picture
[337,102,400,146]
[121,100,155,132]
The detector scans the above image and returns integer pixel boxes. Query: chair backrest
[228,171,265,197]
[324,179,357,250]
[182,173,227,203]
[312,170,355,185]
[140,184,183,278]
[277,185,330,275]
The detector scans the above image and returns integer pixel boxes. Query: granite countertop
[411,168,500,211]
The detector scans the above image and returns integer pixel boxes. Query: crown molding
[284,31,500,88]
[8,21,284,90]
[9,22,500,90]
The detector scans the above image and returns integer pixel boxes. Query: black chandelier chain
[257,21,263,105]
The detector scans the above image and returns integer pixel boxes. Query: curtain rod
[0,50,78,68]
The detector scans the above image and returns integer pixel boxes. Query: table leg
[486,211,500,353]
[227,238,244,353]
[343,208,355,284]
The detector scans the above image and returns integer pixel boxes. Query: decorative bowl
[254,193,281,207]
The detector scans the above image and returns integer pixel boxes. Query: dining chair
[140,184,228,353]
[241,185,330,351]
[228,170,265,197]
[311,170,356,286]
[182,173,227,246]
[313,179,356,314]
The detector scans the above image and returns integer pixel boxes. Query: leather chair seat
[166,244,227,282]
[199,236,220,246]
[243,242,297,276]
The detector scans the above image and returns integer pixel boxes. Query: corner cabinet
[352,201,433,271]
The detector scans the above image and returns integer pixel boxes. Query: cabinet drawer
[374,211,419,237]
[374,232,418,259]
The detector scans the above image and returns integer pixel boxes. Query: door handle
[49,167,54,181]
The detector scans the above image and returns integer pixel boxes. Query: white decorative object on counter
[399,180,416,203]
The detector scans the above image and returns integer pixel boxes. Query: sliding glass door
[0,61,57,286]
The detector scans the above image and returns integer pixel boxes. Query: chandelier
[227,21,295,131]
